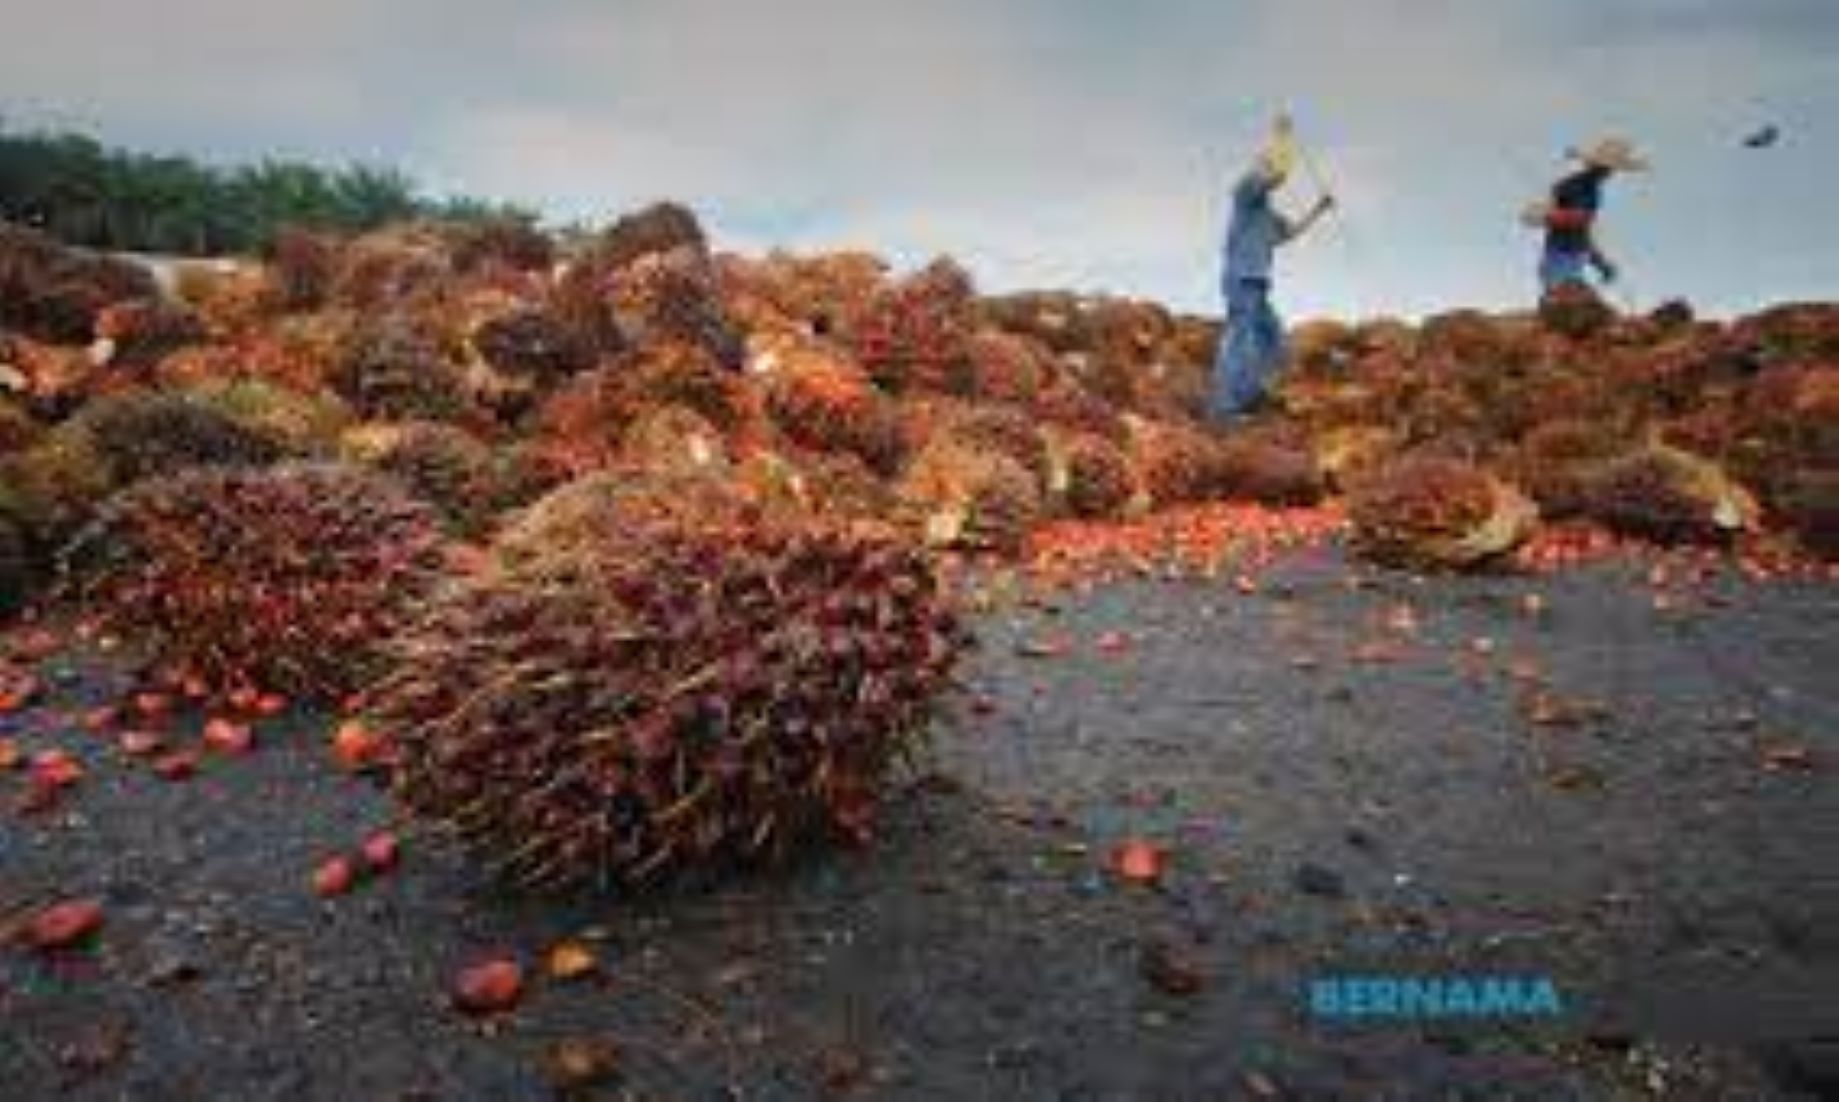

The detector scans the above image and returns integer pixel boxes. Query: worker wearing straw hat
[1530,137,1649,294]
[1212,115,1334,421]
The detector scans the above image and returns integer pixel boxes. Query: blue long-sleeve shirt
[1222,171,1291,288]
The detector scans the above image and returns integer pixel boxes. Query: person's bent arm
[1281,194,1336,244]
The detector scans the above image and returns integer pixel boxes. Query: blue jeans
[1539,248,1589,292]
[1212,278,1284,419]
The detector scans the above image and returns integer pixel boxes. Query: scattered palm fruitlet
[895,439,1042,552]
[332,314,473,422]
[1577,445,1759,545]
[269,228,340,311]
[341,421,503,536]
[761,343,907,477]
[1538,282,1615,340]
[372,479,964,890]
[93,298,205,368]
[75,390,287,485]
[0,223,158,343]
[61,463,447,698]
[1045,430,1134,520]
[854,258,977,394]
[1349,456,1538,570]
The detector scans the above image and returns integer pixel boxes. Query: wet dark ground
[2,545,1836,1100]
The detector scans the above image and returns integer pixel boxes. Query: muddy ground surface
[2,545,1836,1100]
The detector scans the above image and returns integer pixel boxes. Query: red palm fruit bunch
[895,438,1042,553]
[964,329,1052,405]
[1125,418,1226,508]
[371,479,965,890]
[0,223,159,344]
[327,226,454,312]
[342,421,505,538]
[595,201,710,271]
[469,305,594,391]
[76,390,287,486]
[332,314,474,423]
[60,463,448,698]
[1510,417,1626,518]
[269,227,340,311]
[762,346,907,477]
[1348,456,1539,570]
[1576,444,1758,546]
[853,258,977,394]
[1045,430,1134,520]
[607,250,745,370]
[1211,435,1326,507]
[445,217,556,276]
[934,402,1052,490]
[1730,302,1839,364]
[93,299,205,369]
[619,405,733,482]
[1032,373,1128,444]
[617,340,746,434]
[1538,282,1615,341]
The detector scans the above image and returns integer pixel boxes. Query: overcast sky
[2,1,1833,318]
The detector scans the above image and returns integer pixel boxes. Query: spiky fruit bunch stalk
[373,481,964,890]
[895,439,1042,553]
[1348,456,1538,570]
[1576,445,1758,545]
[61,463,448,697]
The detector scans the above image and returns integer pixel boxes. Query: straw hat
[1571,137,1650,173]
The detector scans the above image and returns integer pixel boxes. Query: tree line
[0,120,538,256]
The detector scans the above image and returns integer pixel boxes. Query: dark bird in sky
[1743,125,1780,149]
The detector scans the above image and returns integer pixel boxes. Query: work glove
[1594,258,1618,283]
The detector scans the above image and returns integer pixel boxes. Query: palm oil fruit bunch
[342,421,504,537]
[0,223,158,343]
[61,463,447,698]
[935,403,1052,489]
[332,315,472,422]
[1126,419,1225,508]
[93,299,205,369]
[1210,436,1326,507]
[1047,431,1134,520]
[853,259,977,394]
[609,251,745,369]
[371,479,965,890]
[1576,445,1758,545]
[269,228,340,311]
[1538,282,1615,341]
[75,390,286,485]
[469,305,594,389]
[895,438,1042,553]
[764,357,907,478]
[1348,456,1538,570]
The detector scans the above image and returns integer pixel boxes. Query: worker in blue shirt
[1212,116,1335,421]
[1532,137,1648,293]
